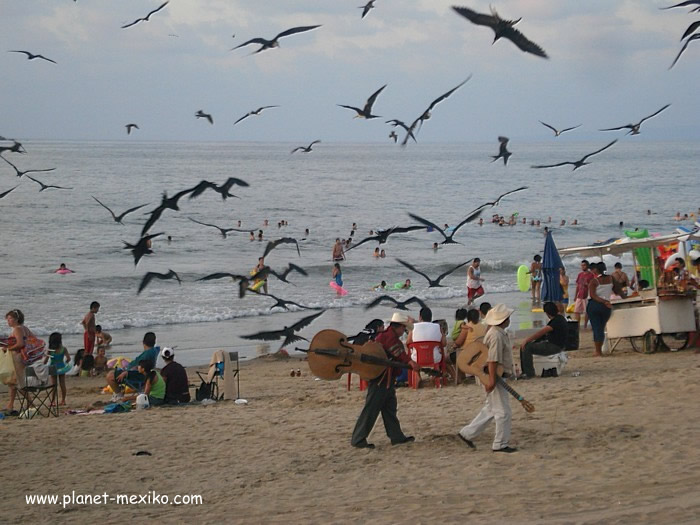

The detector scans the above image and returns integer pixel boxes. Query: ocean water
[1,140,697,364]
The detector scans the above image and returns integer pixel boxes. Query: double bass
[300,329,442,381]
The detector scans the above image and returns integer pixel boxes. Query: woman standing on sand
[3,309,45,412]
[587,263,614,357]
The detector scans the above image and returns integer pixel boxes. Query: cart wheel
[658,332,690,352]
[630,330,658,354]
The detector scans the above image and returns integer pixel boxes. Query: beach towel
[207,350,225,383]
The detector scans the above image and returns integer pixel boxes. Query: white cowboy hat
[484,304,514,326]
[389,312,410,325]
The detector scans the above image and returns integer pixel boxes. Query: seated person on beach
[105,332,160,402]
[81,354,95,377]
[452,308,489,362]
[123,360,165,407]
[450,308,468,343]
[406,307,446,364]
[160,347,191,404]
[93,347,108,374]
[66,349,84,376]
[518,302,568,379]
[479,302,492,321]
[95,325,112,349]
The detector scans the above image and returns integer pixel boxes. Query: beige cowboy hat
[388,312,413,329]
[483,303,514,326]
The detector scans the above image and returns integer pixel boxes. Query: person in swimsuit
[559,267,570,312]
[54,263,74,274]
[4,309,44,412]
[332,238,345,261]
[44,332,71,405]
[81,301,100,355]
[466,258,484,305]
[529,254,543,303]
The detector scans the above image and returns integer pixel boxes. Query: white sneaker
[110,393,123,403]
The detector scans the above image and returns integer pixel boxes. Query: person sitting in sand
[450,308,468,343]
[54,263,74,274]
[95,325,112,349]
[479,302,492,321]
[123,359,165,407]
[93,347,108,374]
[160,347,190,404]
[518,302,568,379]
[105,332,160,402]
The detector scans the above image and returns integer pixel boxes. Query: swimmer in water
[372,280,387,291]
[400,279,411,289]
[54,263,74,274]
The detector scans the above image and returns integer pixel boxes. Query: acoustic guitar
[298,329,443,381]
[457,339,535,413]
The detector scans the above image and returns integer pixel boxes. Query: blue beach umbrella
[541,231,564,302]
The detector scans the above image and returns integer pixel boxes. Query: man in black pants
[518,302,567,378]
[351,312,420,449]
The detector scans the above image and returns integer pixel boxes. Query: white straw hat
[389,312,410,325]
[484,304,514,326]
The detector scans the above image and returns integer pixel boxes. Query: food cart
[559,232,699,353]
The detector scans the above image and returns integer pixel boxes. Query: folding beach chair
[195,351,241,401]
[18,365,59,419]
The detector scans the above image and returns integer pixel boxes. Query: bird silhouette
[232,25,321,54]
[539,121,581,137]
[401,76,472,145]
[389,131,398,143]
[251,263,308,286]
[480,186,529,207]
[92,196,148,225]
[359,0,377,18]
[346,225,424,252]
[8,50,56,64]
[125,124,139,135]
[491,136,512,165]
[660,1,700,11]
[121,1,169,29]
[291,140,321,154]
[364,295,427,311]
[670,34,700,69]
[599,105,671,135]
[0,186,18,199]
[234,106,279,126]
[197,271,250,297]
[338,84,387,119]
[189,177,249,200]
[188,217,249,238]
[195,110,213,124]
[137,269,181,295]
[141,187,197,236]
[386,119,417,143]
[262,237,301,258]
[26,175,71,192]
[0,140,26,154]
[452,6,548,58]
[681,20,700,40]
[408,208,484,245]
[0,154,55,177]
[240,310,326,350]
[531,140,618,171]
[123,233,164,266]
[248,290,320,311]
[397,259,473,287]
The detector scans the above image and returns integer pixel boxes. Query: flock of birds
[1,2,696,347]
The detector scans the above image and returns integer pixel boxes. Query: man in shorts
[467,258,485,305]
[106,332,160,402]
[574,260,594,329]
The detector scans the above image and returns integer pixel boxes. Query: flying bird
[337,84,387,119]
[531,140,618,171]
[123,233,164,266]
[250,263,308,285]
[0,140,26,155]
[121,1,169,29]
[359,0,377,18]
[248,290,320,312]
[660,1,700,11]
[240,310,325,350]
[539,121,581,137]
[364,295,427,311]
[25,175,71,192]
[401,76,472,145]
[389,131,398,143]
[480,186,529,207]
[670,34,700,69]
[386,119,417,143]
[195,110,213,125]
[189,177,249,200]
[452,6,548,58]
[291,140,321,154]
[0,154,55,177]
[681,20,700,40]
[408,208,484,245]
[262,237,301,258]
[125,124,139,135]
[8,50,56,64]
[92,196,148,225]
[491,136,512,165]
[137,269,181,295]
[0,186,18,199]
[188,217,248,238]
[599,104,671,135]
[141,187,197,236]
[232,25,321,54]
[234,106,279,126]
[346,225,424,252]
[397,259,472,288]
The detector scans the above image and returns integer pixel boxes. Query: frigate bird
[291,140,321,154]
[0,154,54,177]
[240,310,326,350]
[491,136,512,165]
[397,259,472,287]
[232,25,321,54]
[234,106,279,126]
[531,140,618,171]
[599,104,670,135]
[364,295,427,311]
[338,84,387,119]
[121,1,169,29]
[195,110,213,124]
[137,269,181,294]
[92,196,148,225]
[8,50,56,64]
[539,121,581,137]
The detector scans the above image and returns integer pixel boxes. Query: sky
[1,0,699,142]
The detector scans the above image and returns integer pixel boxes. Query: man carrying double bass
[351,312,420,449]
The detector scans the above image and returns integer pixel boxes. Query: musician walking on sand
[351,312,420,449]
[458,304,518,453]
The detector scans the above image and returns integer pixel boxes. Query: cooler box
[565,319,579,350]
[532,352,568,377]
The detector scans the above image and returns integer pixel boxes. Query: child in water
[332,263,343,291]
[44,332,71,405]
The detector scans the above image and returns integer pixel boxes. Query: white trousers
[459,383,512,450]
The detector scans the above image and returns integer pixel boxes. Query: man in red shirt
[574,260,594,329]
[351,312,420,449]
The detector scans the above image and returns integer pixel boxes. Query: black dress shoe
[352,441,375,449]
[493,446,518,453]
[457,434,476,449]
[391,435,415,445]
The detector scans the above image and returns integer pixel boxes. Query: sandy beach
[3,331,700,524]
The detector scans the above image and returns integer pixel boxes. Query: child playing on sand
[124,360,165,407]
[95,325,112,349]
[93,347,108,374]
[44,332,71,405]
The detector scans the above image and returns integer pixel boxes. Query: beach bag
[195,379,212,401]
[0,350,15,385]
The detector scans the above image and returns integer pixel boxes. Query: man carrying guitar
[351,312,420,449]
[458,304,518,453]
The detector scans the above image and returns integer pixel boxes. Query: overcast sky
[2,0,698,142]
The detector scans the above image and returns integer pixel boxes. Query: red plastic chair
[407,341,445,389]
[347,373,368,391]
